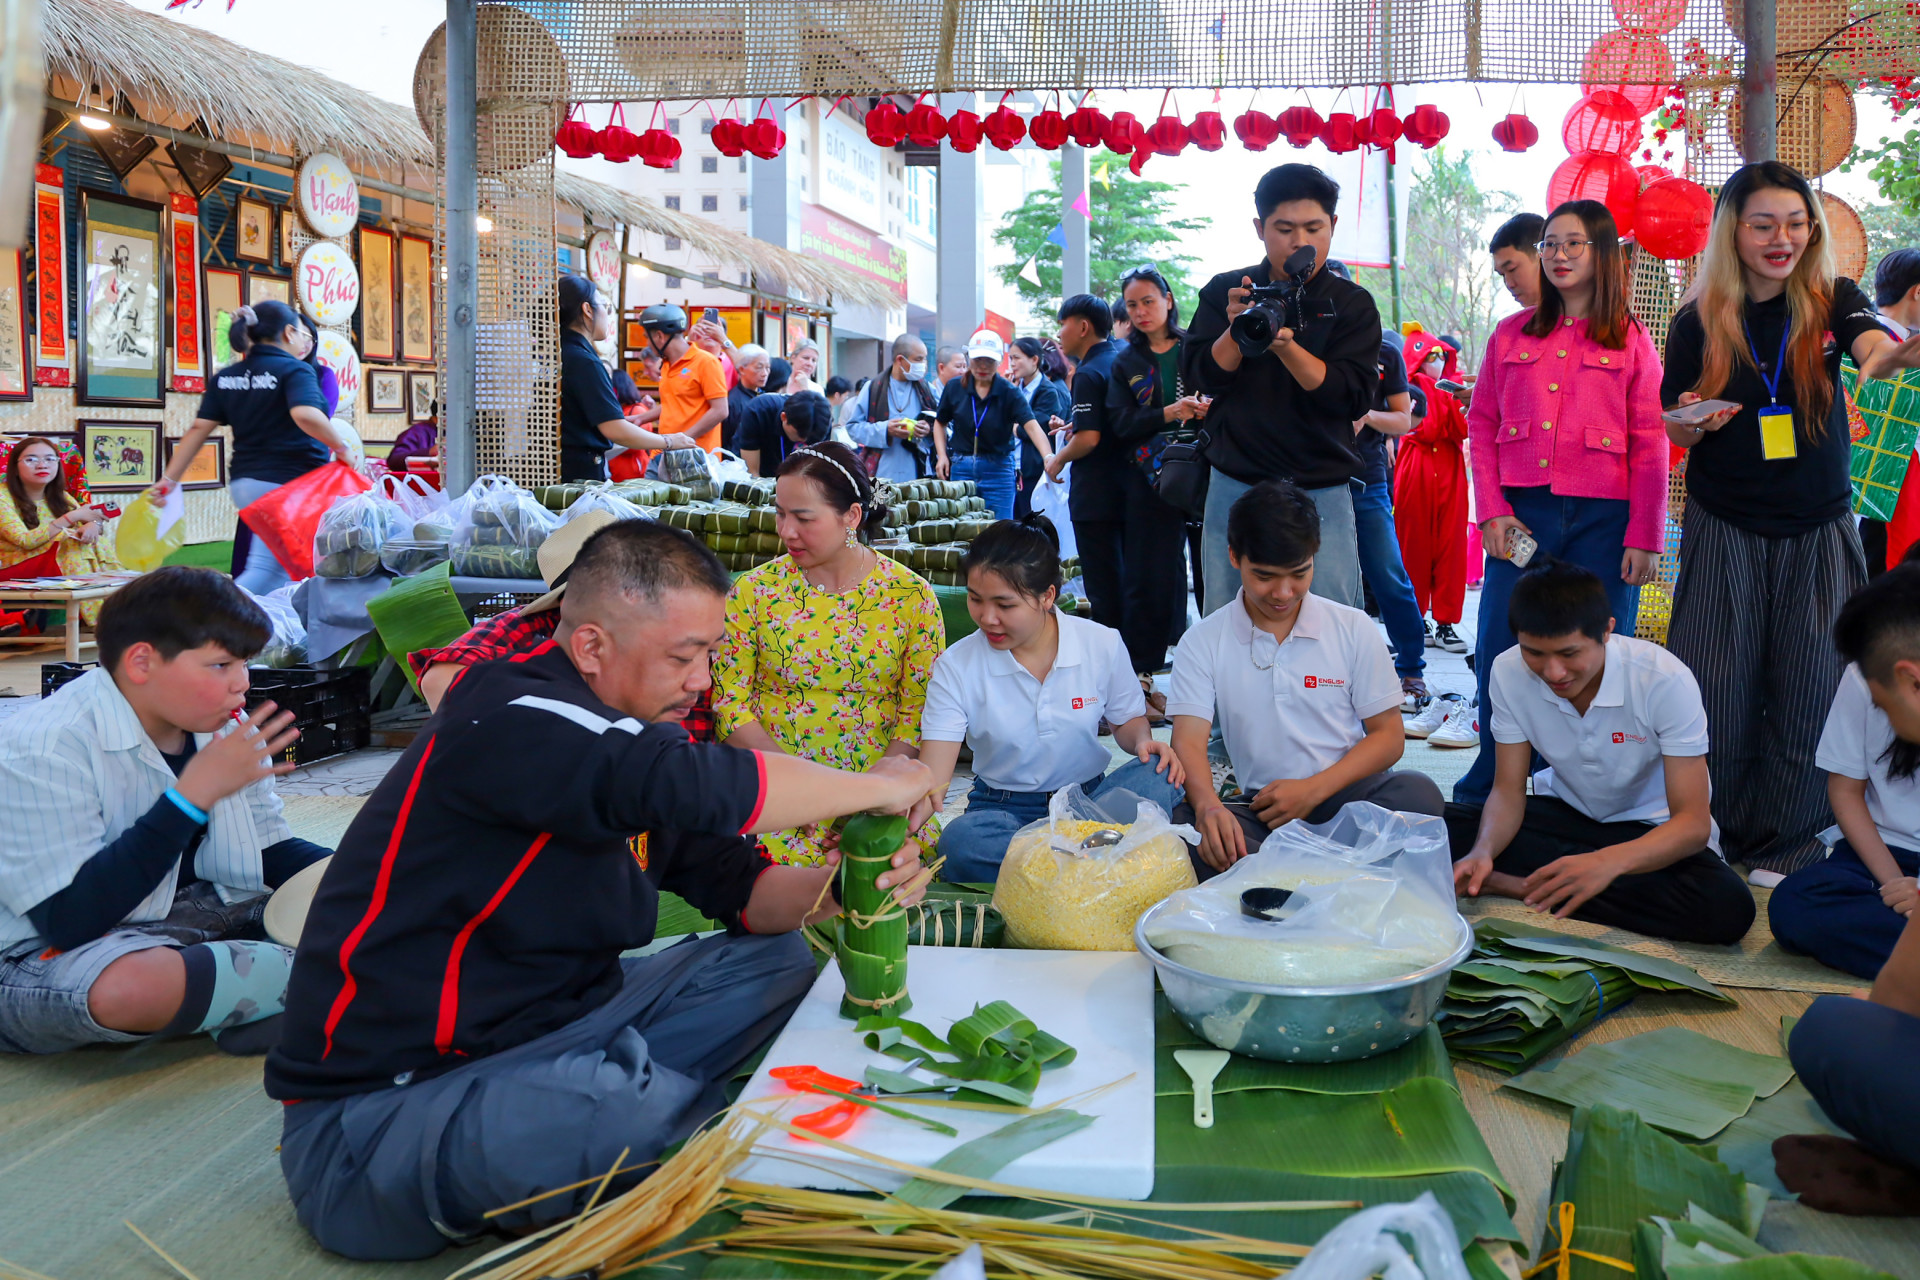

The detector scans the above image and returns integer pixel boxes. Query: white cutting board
[734,946,1156,1200]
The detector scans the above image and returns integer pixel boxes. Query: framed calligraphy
[77,190,165,409]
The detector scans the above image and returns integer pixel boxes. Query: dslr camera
[1230,245,1322,357]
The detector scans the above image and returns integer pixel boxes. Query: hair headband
[792,447,865,503]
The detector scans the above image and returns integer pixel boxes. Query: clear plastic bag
[563,486,650,524]
[378,471,448,524]
[312,489,399,579]
[1142,802,1465,987]
[1288,1193,1468,1280]
[709,448,753,487]
[992,784,1201,951]
[449,475,557,579]
[249,583,308,668]
[380,539,451,576]
[657,447,716,486]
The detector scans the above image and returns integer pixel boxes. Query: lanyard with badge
[971,392,989,456]
[1743,317,1796,461]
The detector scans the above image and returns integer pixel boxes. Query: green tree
[1861,200,1920,284]
[1350,147,1514,368]
[1845,129,1920,217]
[992,160,1205,317]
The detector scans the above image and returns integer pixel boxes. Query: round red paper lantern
[1547,151,1640,234]
[1067,105,1108,148]
[1236,108,1280,150]
[1611,0,1687,36]
[1147,114,1189,156]
[1636,176,1713,259]
[905,101,947,148]
[1401,104,1450,148]
[983,104,1027,150]
[639,128,681,169]
[1321,112,1360,153]
[946,109,983,153]
[555,106,598,158]
[597,116,640,163]
[711,117,746,157]
[1581,31,1674,118]
[1364,107,1403,150]
[1634,162,1675,188]
[745,115,786,160]
[1102,111,1142,155]
[865,101,906,148]
[1189,111,1225,151]
[1275,106,1321,148]
[1562,90,1643,157]
[1029,109,1069,150]
[1129,147,1152,176]
[1492,113,1540,152]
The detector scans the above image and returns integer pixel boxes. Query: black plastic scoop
[1240,887,1296,921]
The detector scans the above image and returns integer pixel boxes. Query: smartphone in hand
[1509,528,1539,568]
[1662,398,1740,425]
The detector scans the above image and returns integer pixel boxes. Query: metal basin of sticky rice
[1135,899,1472,1062]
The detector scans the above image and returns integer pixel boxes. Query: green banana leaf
[888,1108,1096,1218]
[362,561,472,694]
[1475,920,1734,1003]
[1633,1208,1898,1280]
[1506,1028,1795,1140]
[1157,1077,1514,1203]
[655,890,718,937]
[1697,1081,1845,1199]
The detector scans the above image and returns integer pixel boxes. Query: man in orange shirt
[630,305,729,454]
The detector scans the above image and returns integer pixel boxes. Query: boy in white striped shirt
[0,567,329,1055]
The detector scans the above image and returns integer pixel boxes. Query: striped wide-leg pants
[1666,500,1866,873]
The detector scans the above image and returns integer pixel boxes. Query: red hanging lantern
[1491,112,1540,152]
[1612,0,1687,36]
[1561,90,1642,157]
[1129,147,1152,176]
[1030,108,1070,150]
[1236,108,1281,150]
[1364,107,1403,150]
[1635,176,1713,259]
[745,104,787,160]
[555,104,598,158]
[1321,112,1360,153]
[1634,162,1675,188]
[1401,104,1450,149]
[1581,31,1674,118]
[1275,106,1321,148]
[1189,111,1226,151]
[983,101,1027,150]
[1068,104,1108,148]
[1147,114,1189,156]
[905,98,948,148]
[865,100,907,148]
[596,104,640,163]
[946,109,983,153]
[1102,111,1142,155]
[1547,151,1640,235]
[639,127,681,170]
[711,115,747,158]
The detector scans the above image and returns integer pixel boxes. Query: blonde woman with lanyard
[1663,161,1920,879]
[713,441,946,864]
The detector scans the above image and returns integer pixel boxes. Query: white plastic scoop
[1172,1048,1229,1128]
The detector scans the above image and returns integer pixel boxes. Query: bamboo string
[121,1222,200,1280]
[1521,1203,1636,1280]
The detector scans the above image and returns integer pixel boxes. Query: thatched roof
[553,170,901,309]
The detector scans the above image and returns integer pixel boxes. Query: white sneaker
[1426,699,1480,748]
[1405,693,1460,739]
[1748,868,1787,889]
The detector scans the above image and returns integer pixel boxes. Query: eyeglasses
[1739,218,1813,241]
[1535,240,1592,260]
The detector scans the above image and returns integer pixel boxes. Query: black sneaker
[1422,619,1437,647]
[1434,623,1469,653]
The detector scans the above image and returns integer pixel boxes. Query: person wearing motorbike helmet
[628,303,730,454]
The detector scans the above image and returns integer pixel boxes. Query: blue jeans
[1354,480,1427,679]
[1771,838,1920,980]
[1201,469,1360,616]
[938,757,1185,885]
[1453,488,1639,806]
[952,452,1017,521]
[229,476,292,595]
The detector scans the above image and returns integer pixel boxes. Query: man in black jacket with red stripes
[266,521,933,1261]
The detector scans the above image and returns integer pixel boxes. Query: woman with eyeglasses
[1452,200,1670,810]
[1662,161,1920,877]
[1093,265,1209,709]
[1006,336,1071,517]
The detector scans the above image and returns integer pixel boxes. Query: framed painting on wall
[408,371,437,421]
[357,226,396,362]
[80,420,162,491]
[204,266,245,370]
[399,233,434,363]
[279,206,300,268]
[77,190,165,409]
[235,197,273,264]
[0,248,29,401]
[368,368,405,413]
[246,274,290,308]
[164,122,232,200]
[164,433,226,490]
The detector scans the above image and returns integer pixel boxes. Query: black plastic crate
[247,666,372,766]
[41,661,96,698]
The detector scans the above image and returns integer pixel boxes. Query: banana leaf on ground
[1505,1028,1795,1140]
[1157,995,1458,1097]
[1633,1206,1897,1280]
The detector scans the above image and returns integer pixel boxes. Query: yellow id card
[1758,407,1797,460]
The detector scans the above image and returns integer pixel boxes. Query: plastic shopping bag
[993,784,1200,951]
[239,461,372,582]
[562,486,650,524]
[450,476,558,579]
[1288,1193,1468,1280]
[313,489,400,578]
[116,485,188,572]
[378,471,448,524]
[1029,474,1076,558]
[248,584,308,668]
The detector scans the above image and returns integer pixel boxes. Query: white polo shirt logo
[1305,675,1345,689]
[1072,697,1093,710]
[1612,731,1647,744]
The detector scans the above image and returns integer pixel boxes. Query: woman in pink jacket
[1453,199,1670,806]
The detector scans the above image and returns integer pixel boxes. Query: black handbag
[1151,428,1211,518]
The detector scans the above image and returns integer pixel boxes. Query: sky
[134,0,1905,330]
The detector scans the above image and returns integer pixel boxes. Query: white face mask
[904,359,927,381]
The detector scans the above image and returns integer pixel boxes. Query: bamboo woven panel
[1457,890,1860,995]
[510,0,1919,99]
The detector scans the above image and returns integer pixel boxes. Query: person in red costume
[1394,327,1470,649]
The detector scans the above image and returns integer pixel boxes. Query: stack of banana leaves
[1440,920,1733,1072]
[1540,1104,1895,1280]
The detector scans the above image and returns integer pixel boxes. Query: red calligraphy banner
[32,164,70,387]
[169,193,204,392]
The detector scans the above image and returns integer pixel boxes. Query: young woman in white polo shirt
[920,515,1184,884]
[1167,480,1444,879]
[1771,563,1920,978]
[1448,558,1755,944]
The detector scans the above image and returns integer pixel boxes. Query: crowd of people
[5,155,1920,1253]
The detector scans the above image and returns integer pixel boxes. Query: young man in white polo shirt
[1168,479,1443,877]
[1448,558,1754,943]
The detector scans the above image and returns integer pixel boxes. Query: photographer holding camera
[1187,165,1384,615]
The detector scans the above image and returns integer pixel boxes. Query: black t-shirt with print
[194,348,331,483]
[936,374,1034,457]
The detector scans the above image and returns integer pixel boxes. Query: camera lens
[1231,301,1280,356]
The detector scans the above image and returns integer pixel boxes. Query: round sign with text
[297,152,361,239]
[317,328,362,406]
[297,240,362,327]
[587,231,620,297]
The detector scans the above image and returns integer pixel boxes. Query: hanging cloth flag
[1019,257,1043,287]
[1094,161,1111,189]
[1045,223,1068,249]
[1070,191,1091,218]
